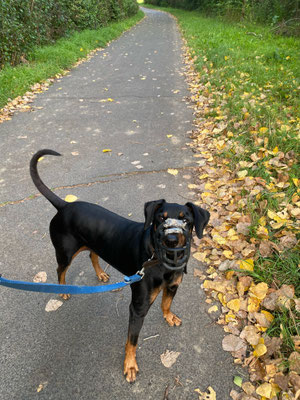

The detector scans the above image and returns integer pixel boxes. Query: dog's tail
[30,149,67,210]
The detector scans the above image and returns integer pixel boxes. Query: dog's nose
[164,234,179,248]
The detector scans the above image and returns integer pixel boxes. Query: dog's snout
[164,234,179,248]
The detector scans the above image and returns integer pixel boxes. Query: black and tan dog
[30,149,210,382]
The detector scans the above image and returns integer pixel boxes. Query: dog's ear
[144,199,166,230]
[185,202,210,239]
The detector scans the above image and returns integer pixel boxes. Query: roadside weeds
[156,6,300,400]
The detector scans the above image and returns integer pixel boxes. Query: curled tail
[30,149,66,210]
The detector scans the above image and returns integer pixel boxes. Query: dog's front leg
[161,273,183,327]
[124,283,151,383]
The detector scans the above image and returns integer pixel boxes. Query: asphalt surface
[0,8,241,399]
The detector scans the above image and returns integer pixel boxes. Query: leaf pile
[181,38,300,400]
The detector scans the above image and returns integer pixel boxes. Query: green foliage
[146,0,300,35]
[0,0,139,67]
[0,10,144,108]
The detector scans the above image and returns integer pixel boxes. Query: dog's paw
[97,271,110,282]
[59,293,71,300]
[164,311,182,327]
[124,359,139,383]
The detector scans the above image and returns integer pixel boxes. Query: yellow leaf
[166,134,173,138]
[261,310,274,322]
[64,195,78,202]
[193,252,207,262]
[238,259,254,271]
[208,305,218,313]
[107,98,114,102]
[257,225,269,239]
[292,178,299,187]
[102,149,112,153]
[248,296,261,312]
[227,298,240,312]
[218,293,226,306]
[212,233,227,245]
[225,270,235,280]
[203,280,227,294]
[167,169,178,176]
[223,250,234,259]
[237,170,248,179]
[225,312,236,323]
[195,386,216,400]
[249,282,268,300]
[253,343,267,358]
[256,383,272,398]
[237,281,245,296]
[267,209,278,220]
[259,127,268,134]
[38,156,44,162]
[258,216,267,226]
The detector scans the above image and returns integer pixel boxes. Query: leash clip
[137,267,145,279]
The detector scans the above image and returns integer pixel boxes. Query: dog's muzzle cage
[153,218,192,271]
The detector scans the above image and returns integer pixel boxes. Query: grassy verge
[0,10,144,110]
[145,3,299,397]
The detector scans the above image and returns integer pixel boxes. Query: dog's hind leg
[55,245,88,300]
[89,251,110,282]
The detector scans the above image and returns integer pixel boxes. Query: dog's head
[144,199,210,270]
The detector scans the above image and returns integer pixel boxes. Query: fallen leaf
[259,240,273,257]
[208,305,219,313]
[193,251,207,262]
[64,195,78,202]
[234,375,243,387]
[222,335,247,352]
[256,382,272,398]
[227,299,240,312]
[160,350,180,368]
[253,342,267,358]
[240,325,260,346]
[242,381,255,395]
[167,168,178,176]
[37,382,48,392]
[45,299,63,312]
[289,352,300,374]
[102,149,112,153]
[249,282,268,300]
[238,259,254,271]
[195,386,216,400]
[33,271,47,283]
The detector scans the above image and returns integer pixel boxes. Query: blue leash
[0,271,144,295]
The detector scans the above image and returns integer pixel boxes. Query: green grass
[0,10,144,109]
[144,3,300,367]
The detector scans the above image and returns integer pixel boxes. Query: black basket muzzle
[153,218,192,271]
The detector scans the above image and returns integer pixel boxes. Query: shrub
[0,0,139,67]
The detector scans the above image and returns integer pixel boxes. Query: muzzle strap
[154,218,191,271]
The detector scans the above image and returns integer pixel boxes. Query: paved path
[0,8,241,399]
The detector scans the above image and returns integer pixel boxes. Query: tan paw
[124,359,139,383]
[164,311,182,327]
[59,293,71,300]
[97,272,110,282]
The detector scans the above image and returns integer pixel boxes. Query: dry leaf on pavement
[160,350,180,368]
